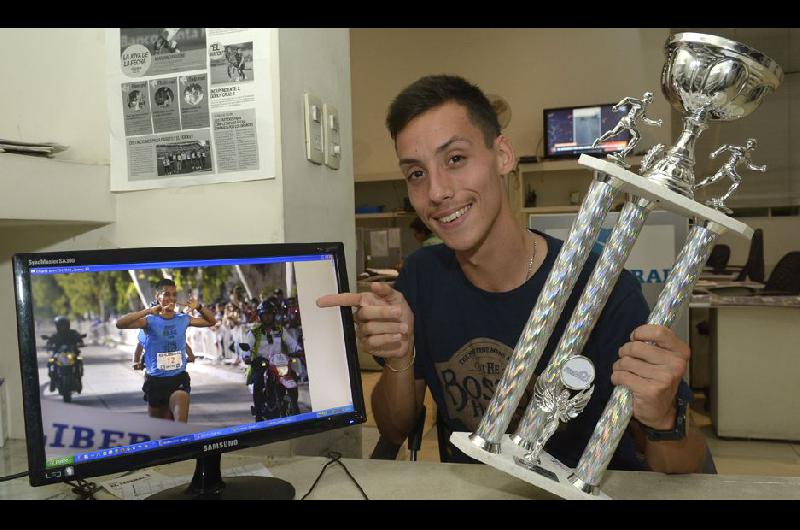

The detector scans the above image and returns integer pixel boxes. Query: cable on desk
[65,478,101,500]
[300,451,369,500]
[0,470,29,483]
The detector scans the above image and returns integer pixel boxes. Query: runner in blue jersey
[117,279,215,422]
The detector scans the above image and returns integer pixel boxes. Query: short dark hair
[386,75,501,148]
[155,278,176,293]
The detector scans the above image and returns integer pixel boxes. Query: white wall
[278,29,356,283]
[350,28,672,179]
[0,29,109,164]
[0,28,357,455]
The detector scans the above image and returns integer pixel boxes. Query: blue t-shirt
[143,313,190,378]
[394,230,671,470]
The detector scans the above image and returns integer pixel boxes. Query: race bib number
[157,350,182,371]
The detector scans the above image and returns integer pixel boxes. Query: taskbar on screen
[45,405,356,470]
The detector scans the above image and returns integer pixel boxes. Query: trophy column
[569,220,724,492]
[469,174,620,452]
[511,196,654,451]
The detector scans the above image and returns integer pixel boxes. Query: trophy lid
[662,32,784,121]
[668,32,784,87]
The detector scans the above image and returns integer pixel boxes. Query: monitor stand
[147,453,295,500]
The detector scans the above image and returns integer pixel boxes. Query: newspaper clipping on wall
[106,28,276,191]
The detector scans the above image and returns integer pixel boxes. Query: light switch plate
[304,93,324,164]
[323,103,341,170]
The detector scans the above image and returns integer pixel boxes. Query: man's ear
[494,135,516,176]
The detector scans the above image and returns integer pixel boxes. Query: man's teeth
[439,205,471,224]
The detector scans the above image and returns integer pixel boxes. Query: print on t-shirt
[435,337,535,432]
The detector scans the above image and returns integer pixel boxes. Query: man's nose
[428,167,454,204]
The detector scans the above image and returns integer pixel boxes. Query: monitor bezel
[542,102,631,160]
[13,242,366,487]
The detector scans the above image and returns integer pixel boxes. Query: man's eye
[407,169,424,181]
[449,154,465,165]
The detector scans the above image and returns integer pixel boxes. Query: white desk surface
[2,443,798,500]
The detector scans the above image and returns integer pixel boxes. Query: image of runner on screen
[116,278,215,422]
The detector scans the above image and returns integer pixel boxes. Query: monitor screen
[13,242,364,493]
[544,103,631,159]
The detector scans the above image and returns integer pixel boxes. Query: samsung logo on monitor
[204,440,239,452]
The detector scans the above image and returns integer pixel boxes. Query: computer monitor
[544,103,631,159]
[12,242,365,499]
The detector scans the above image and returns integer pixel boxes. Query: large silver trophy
[450,33,783,499]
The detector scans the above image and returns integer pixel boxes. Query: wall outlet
[323,103,341,170]
[304,93,324,164]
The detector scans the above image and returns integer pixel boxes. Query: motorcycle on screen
[43,334,85,403]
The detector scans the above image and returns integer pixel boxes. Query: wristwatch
[639,394,689,442]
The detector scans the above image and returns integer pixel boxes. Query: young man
[117,279,215,422]
[318,75,708,473]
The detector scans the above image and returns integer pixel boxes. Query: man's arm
[317,282,417,445]
[613,324,707,473]
[186,297,216,327]
[372,354,426,446]
[631,414,707,474]
[133,343,144,370]
[116,306,157,329]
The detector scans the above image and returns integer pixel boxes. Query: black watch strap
[640,395,688,441]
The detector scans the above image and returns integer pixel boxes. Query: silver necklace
[525,233,537,282]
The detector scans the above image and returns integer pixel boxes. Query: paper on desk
[99,463,273,500]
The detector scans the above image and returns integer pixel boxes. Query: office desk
[2,441,799,500]
[706,301,800,441]
[692,293,800,440]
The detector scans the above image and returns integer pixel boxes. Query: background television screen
[544,103,631,159]
[13,243,364,489]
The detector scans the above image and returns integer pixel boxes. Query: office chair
[733,228,765,282]
[761,251,800,295]
[705,245,731,275]
[369,405,427,461]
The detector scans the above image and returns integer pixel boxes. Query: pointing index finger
[316,292,364,308]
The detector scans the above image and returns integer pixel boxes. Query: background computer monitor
[544,103,631,159]
[13,242,365,499]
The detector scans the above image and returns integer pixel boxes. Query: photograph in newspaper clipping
[127,131,213,182]
[120,28,207,77]
[121,82,153,137]
[209,41,254,84]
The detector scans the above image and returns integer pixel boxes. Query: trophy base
[450,432,611,500]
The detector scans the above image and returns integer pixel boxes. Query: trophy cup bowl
[663,32,783,121]
[643,32,783,198]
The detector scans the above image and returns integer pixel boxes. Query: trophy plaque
[451,32,783,499]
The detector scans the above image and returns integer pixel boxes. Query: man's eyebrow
[398,136,472,166]
[436,136,471,154]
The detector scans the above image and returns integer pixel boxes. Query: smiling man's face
[396,101,513,253]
